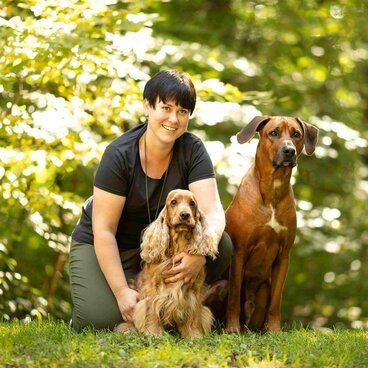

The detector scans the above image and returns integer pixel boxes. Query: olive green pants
[69,232,233,331]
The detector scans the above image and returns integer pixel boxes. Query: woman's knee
[205,232,233,283]
[69,241,122,331]
[218,231,233,261]
[71,298,122,331]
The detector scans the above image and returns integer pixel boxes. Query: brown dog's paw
[265,318,281,332]
[225,323,242,334]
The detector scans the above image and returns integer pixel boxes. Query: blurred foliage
[0,0,367,329]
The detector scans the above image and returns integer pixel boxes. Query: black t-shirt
[72,123,215,250]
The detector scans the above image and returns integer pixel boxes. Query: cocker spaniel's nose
[179,211,190,221]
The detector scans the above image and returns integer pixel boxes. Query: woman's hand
[162,252,206,284]
[114,287,139,322]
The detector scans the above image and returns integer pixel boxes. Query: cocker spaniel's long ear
[190,208,218,259]
[140,207,170,264]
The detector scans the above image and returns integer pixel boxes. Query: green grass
[0,321,367,367]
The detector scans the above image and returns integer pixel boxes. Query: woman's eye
[162,106,170,111]
[179,109,189,116]
[189,200,196,207]
[171,199,177,206]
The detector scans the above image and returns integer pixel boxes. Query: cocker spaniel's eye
[189,200,196,208]
[171,199,177,206]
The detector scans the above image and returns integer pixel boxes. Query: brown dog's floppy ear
[295,118,319,155]
[140,206,170,263]
[237,115,271,144]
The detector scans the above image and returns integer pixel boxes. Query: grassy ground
[0,321,367,367]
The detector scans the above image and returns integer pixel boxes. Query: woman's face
[144,98,190,145]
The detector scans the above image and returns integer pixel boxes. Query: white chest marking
[266,206,287,233]
[273,179,282,190]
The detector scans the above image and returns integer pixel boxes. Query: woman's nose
[168,111,178,123]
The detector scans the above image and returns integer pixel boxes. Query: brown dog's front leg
[225,251,244,333]
[266,256,290,331]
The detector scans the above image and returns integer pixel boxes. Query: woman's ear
[143,98,151,117]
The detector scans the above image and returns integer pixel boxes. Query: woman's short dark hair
[143,70,196,115]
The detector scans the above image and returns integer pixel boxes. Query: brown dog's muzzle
[272,144,297,168]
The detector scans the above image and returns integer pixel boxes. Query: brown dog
[225,116,318,333]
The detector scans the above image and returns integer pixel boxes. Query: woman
[69,70,232,331]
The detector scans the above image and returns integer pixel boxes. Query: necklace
[144,132,172,223]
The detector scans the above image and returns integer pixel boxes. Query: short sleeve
[93,145,129,196]
[188,139,215,184]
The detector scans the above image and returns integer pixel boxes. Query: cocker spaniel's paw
[114,322,136,334]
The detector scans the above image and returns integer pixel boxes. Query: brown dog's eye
[293,131,301,138]
[171,199,177,206]
[269,130,278,137]
[189,200,196,207]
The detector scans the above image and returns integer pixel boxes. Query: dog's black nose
[282,145,296,156]
[180,212,190,221]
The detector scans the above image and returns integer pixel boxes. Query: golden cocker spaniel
[116,189,218,338]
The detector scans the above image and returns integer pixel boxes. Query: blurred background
[1,0,367,329]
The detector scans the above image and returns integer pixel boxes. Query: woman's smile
[162,124,178,132]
